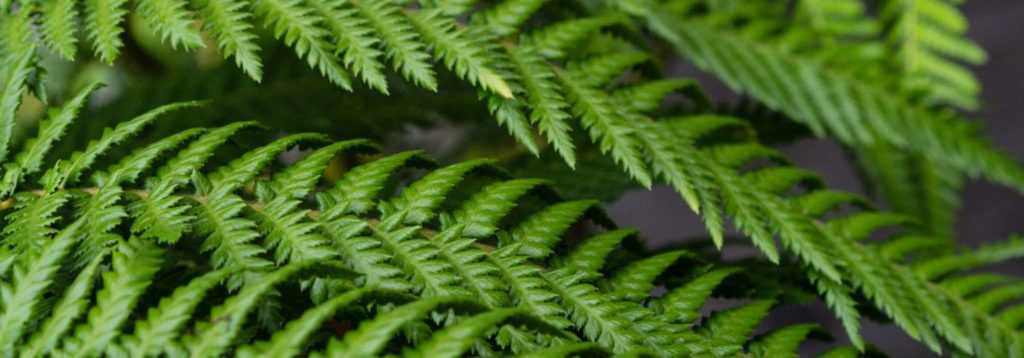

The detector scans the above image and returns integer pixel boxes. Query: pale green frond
[194,0,264,80]
[40,0,80,60]
[136,0,205,49]
[630,3,1024,194]
[475,0,547,37]
[526,16,623,59]
[84,0,129,63]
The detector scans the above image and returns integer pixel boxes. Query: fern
[4,0,1024,356]
[0,98,843,356]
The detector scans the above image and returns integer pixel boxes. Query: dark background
[606,2,1024,356]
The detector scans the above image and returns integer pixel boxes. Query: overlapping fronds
[622,1,1024,197]
[0,95,839,356]
[881,0,986,110]
[653,109,1024,355]
[3,0,1024,356]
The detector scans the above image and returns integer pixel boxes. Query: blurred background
[605,2,1024,356]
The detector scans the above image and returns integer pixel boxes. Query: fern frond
[195,0,264,80]
[3,83,100,196]
[526,16,622,59]
[561,228,635,274]
[881,0,985,109]
[40,0,80,60]
[307,0,389,93]
[84,0,129,63]
[405,8,514,98]
[430,225,508,308]
[348,0,437,91]
[658,267,738,324]
[609,250,688,302]
[407,308,560,358]
[489,245,571,329]
[254,0,353,89]
[748,323,818,358]
[543,268,641,353]
[62,238,163,357]
[42,100,203,192]
[506,45,576,167]
[509,199,597,259]
[556,66,651,187]
[475,0,546,37]
[269,139,376,199]
[19,252,105,357]
[0,50,34,167]
[131,121,257,243]
[453,179,545,237]
[628,2,1024,194]
[325,297,482,358]
[252,194,335,264]
[384,159,497,226]
[2,191,71,253]
[5,89,1023,356]
[136,0,205,49]
[701,300,774,355]
[0,220,83,352]
[321,150,426,216]
[123,268,238,357]
[184,261,355,357]
[237,287,379,357]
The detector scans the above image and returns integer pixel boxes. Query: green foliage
[2,0,1024,356]
[0,94,833,356]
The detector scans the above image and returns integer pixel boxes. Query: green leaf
[254,0,353,89]
[195,0,264,80]
[0,220,83,352]
[136,0,205,49]
[84,0,129,63]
